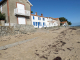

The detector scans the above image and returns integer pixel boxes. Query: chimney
[35,12,37,15]
[41,14,43,17]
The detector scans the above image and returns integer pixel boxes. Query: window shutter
[33,22,35,26]
[33,16,34,19]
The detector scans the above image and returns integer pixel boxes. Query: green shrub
[0,12,5,20]
[35,28,37,29]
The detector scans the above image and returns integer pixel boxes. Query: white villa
[31,12,60,28]
[60,21,68,26]
[47,17,60,27]
[31,12,47,28]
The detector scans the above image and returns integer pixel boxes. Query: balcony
[14,8,30,16]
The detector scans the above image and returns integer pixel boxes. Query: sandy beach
[0,27,80,60]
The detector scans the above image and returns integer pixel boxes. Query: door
[43,22,44,27]
[18,17,26,24]
[17,3,25,14]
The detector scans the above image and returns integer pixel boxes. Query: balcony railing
[14,8,30,16]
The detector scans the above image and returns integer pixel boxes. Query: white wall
[31,15,47,28]
[62,22,68,26]
[31,15,60,28]
[46,18,53,27]
[46,18,59,27]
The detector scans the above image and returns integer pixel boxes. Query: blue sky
[0,0,80,26]
[30,0,80,26]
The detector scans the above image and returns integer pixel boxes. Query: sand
[0,27,80,60]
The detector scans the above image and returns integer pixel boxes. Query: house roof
[26,0,33,6]
[60,21,67,24]
[31,14,47,18]
[52,18,59,20]
[48,21,55,23]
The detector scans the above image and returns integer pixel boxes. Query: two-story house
[0,0,32,26]
[47,17,60,27]
[31,12,47,28]
[47,17,53,27]
[60,21,68,26]
[52,18,60,26]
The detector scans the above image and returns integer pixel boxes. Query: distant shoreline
[71,26,80,29]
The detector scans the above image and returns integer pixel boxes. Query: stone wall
[0,25,36,37]
[0,26,14,36]
[0,20,5,26]
[14,24,36,34]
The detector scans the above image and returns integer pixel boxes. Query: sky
[0,0,80,26]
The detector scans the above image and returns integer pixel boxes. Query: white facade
[46,18,53,27]
[46,18,59,27]
[31,13,60,28]
[62,22,68,26]
[52,19,59,26]
[31,15,47,28]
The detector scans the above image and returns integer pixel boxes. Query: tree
[31,11,33,13]
[67,21,72,25]
[59,17,72,25]
[0,12,5,20]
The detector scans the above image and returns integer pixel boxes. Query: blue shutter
[33,22,35,26]
[43,22,44,27]
[36,22,37,26]
[43,18,44,21]
[43,18,45,21]
[38,17,39,20]
[33,16,34,20]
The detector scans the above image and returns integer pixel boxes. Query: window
[43,18,45,21]
[38,17,39,20]
[33,16,34,20]
[36,22,37,26]
[39,22,42,26]
[33,22,36,26]
[40,17,41,20]
[38,17,41,20]
[43,22,46,26]
[33,22,38,26]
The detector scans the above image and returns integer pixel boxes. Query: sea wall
[0,24,36,37]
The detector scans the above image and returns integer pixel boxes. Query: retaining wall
[0,24,36,37]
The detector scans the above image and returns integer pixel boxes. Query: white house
[46,17,53,27]
[52,18,60,26]
[31,12,47,28]
[60,21,68,26]
[47,17,60,27]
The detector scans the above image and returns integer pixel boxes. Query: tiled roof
[31,14,47,18]
[52,18,59,20]
[48,21,55,23]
